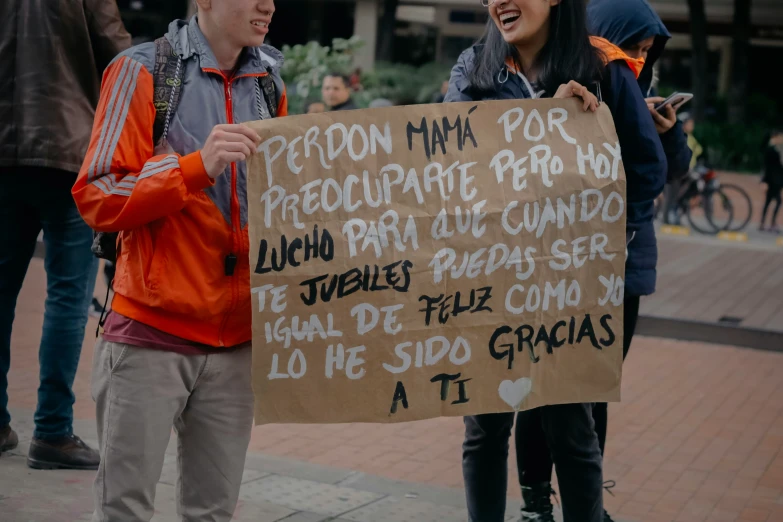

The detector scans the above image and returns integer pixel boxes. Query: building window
[449,10,489,25]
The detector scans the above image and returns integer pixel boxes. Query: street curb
[658,230,783,252]
[660,224,690,236]
[716,230,748,242]
[658,226,782,247]
[637,315,783,353]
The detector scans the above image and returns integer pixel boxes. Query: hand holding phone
[654,92,693,114]
[646,94,692,135]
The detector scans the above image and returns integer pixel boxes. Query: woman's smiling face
[488,0,558,47]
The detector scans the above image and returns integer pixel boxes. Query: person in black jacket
[512,1,690,520]
[761,130,783,233]
[445,0,667,520]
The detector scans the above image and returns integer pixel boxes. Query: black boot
[27,434,99,470]
[520,482,555,522]
[0,424,18,453]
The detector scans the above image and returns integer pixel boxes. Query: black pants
[463,404,603,522]
[515,296,641,483]
[762,185,782,228]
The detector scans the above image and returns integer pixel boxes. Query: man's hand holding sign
[246,99,626,424]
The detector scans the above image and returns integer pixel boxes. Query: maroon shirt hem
[102,311,249,355]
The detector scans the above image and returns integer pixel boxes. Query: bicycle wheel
[719,183,753,231]
[686,190,733,234]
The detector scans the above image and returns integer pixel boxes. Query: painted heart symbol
[498,378,533,411]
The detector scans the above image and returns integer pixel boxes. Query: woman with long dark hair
[445,1,667,521]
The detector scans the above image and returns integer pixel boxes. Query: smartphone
[655,92,693,113]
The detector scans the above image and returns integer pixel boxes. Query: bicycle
[655,163,735,235]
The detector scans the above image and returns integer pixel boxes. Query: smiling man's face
[201,0,275,48]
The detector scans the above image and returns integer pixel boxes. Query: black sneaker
[27,434,99,470]
[520,482,555,522]
[0,424,18,453]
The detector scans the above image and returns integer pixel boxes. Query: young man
[322,72,357,111]
[72,0,286,519]
[0,0,129,467]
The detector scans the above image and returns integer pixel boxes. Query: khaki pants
[90,338,254,521]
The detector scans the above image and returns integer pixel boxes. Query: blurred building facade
[120,0,781,103]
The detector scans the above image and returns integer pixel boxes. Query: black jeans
[463,404,603,522]
[515,296,641,489]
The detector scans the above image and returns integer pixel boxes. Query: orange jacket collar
[590,36,645,79]
[504,57,521,74]
[503,38,645,80]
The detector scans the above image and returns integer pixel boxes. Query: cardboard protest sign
[247,99,626,424]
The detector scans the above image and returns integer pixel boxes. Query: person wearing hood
[585,0,692,454]
[587,0,692,230]
[511,1,687,520]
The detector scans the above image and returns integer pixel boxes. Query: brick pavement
[6,258,783,521]
[643,234,783,332]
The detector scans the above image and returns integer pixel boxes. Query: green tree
[280,37,364,114]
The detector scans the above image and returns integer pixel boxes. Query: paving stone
[336,472,466,510]
[238,475,384,516]
[0,452,94,520]
[341,496,465,522]
[231,498,297,522]
[244,452,355,485]
[273,512,354,522]
[158,453,268,487]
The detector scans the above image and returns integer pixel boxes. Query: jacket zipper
[218,72,241,347]
[207,69,271,347]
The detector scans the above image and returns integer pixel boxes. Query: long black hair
[468,0,605,95]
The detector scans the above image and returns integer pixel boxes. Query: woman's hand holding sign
[554,81,599,113]
[201,124,262,179]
